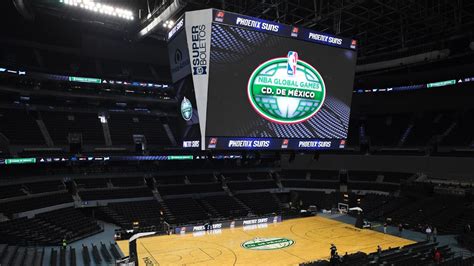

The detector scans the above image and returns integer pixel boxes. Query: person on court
[330,244,337,258]
[398,223,403,236]
[426,225,432,241]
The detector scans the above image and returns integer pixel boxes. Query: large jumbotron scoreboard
[169,9,357,151]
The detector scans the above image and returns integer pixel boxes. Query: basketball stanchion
[116,232,156,266]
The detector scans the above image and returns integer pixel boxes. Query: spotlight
[163,20,175,28]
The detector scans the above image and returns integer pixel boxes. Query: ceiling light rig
[59,0,135,21]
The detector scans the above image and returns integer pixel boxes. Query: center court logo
[241,237,295,250]
[247,51,325,124]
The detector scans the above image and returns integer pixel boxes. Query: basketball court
[117,216,414,265]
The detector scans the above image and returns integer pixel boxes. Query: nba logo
[291,27,299,37]
[287,51,298,76]
[281,139,289,149]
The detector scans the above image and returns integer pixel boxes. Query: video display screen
[167,10,357,150]
[205,22,357,150]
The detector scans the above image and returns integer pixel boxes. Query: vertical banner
[185,9,213,150]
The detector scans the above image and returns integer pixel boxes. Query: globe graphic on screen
[247,53,326,124]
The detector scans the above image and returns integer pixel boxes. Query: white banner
[185,9,213,149]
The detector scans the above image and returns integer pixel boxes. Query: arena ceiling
[186,0,474,62]
[12,0,474,62]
